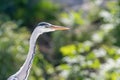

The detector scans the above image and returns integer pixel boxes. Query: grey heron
[7,22,69,80]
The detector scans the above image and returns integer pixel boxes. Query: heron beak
[51,25,70,30]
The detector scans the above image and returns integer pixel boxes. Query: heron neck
[15,28,42,80]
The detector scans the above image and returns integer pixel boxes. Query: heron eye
[45,25,51,28]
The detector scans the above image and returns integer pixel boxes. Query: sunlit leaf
[60,44,76,56]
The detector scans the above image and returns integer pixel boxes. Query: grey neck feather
[8,27,42,80]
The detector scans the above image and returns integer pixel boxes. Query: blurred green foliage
[0,19,30,79]
[0,0,120,80]
[0,0,59,28]
[57,1,120,80]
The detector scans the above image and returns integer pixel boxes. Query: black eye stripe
[37,22,51,27]
[38,23,46,26]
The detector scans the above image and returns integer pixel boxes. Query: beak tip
[63,27,70,30]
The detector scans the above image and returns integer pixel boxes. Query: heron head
[37,22,69,33]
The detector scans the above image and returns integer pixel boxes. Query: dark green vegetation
[0,0,120,80]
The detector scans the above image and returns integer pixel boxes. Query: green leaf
[60,44,76,56]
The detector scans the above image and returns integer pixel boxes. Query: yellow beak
[51,25,70,30]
